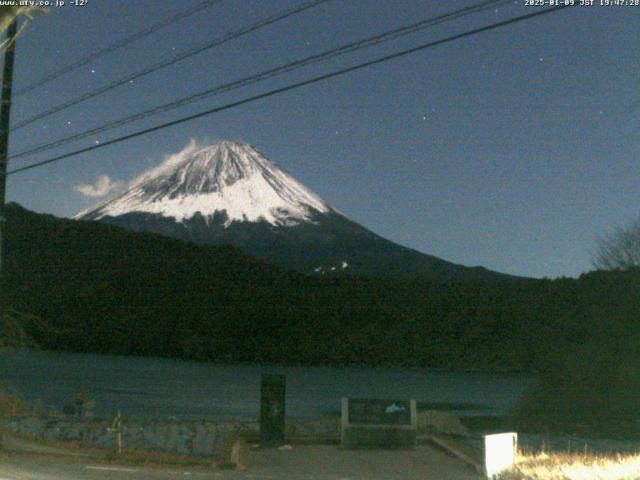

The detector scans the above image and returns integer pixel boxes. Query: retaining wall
[4,411,453,456]
[4,415,340,456]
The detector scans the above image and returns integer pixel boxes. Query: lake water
[0,350,535,421]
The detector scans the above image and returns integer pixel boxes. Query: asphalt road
[0,446,480,480]
[0,453,241,480]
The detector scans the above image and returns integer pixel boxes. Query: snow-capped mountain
[76,140,331,227]
[76,140,512,281]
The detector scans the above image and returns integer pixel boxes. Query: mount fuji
[76,140,511,280]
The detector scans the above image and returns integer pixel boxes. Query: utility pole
[0,17,17,297]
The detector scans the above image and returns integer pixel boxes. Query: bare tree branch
[593,217,640,270]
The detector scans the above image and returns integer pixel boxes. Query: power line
[11,0,333,131]
[7,5,574,177]
[10,0,513,162]
[14,0,225,97]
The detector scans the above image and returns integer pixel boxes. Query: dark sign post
[259,374,286,447]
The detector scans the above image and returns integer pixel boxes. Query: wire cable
[11,0,333,131]
[14,0,225,97]
[7,5,574,176]
[10,0,513,161]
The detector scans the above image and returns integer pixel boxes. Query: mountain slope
[76,140,514,281]
[77,140,331,227]
[0,203,564,371]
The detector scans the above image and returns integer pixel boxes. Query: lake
[0,350,535,421]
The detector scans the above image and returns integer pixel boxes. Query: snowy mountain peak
[75,140,332,227]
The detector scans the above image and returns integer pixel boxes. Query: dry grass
[499,451,640,480]
[0,382,60,419]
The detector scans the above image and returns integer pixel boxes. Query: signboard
[484,432,517,479]
[259,374,286,447]
[348,398,412,425]
[341,397,417,449]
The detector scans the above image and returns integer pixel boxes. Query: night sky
[5,0,639,278]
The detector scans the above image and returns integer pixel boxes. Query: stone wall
[5,412,459,456]
[4,415,340,456]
